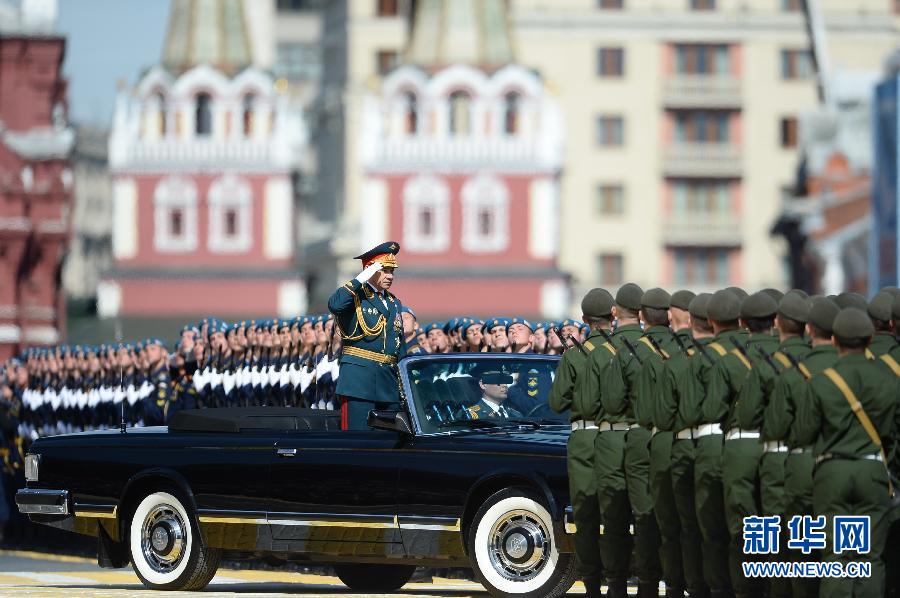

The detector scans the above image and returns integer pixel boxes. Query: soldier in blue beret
[401,307,425,355]
[462,318,485,352]
[425,322,450,354]
[488,317,511,352]
[507,318,535,354]
[328,241,406,430]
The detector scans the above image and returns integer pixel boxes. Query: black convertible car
[16,353,578,597]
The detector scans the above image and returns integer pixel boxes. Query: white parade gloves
[355,261,383,284]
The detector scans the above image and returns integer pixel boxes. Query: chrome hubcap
[141,503,186,574]
[488,509,550,581]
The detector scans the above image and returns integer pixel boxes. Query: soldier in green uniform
[602,285,672,598]
[795,308,899,598]
[664,293,712,598]
[588,284,642,598]
[328,242,406,430]
[548,288,615,598]
[764,296,840,598]
[890,294,900,370]
[732,290,810,598]
[710,292,778,598]
[867,290,898,359]
[685,289,746,598]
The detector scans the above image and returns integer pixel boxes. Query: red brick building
[100,0,308,322]
[0,1,74,359]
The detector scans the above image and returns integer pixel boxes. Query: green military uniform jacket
[653,329,695,432]
[597,323,644,424]
[549,329,611,422]
[690,328,749,426]
[736,335,811,434]
[328,278,406,404]
[794,353,900,460]
[765,344,838,449]
[659,333,713,432]
[604,325,677,429]
[868,332,898,358]
[581,331,620,424]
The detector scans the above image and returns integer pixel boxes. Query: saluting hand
[355,261,383,283]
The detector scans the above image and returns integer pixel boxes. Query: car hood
[443,425,569,457]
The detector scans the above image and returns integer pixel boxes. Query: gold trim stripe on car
[197,511,460,531]
[74,505,118,519]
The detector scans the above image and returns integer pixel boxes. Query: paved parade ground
[0,550,618,597]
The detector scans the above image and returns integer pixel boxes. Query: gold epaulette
[584,341,596,352]
[880,354,900,377]
[865,348,875,360]
[708,342,727,357]
[603,343,617,355]
[730,348,752,371]
[774,352,792,369]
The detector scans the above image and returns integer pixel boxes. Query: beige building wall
[511,0,898,309]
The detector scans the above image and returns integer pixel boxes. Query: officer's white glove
[355,261,383,283]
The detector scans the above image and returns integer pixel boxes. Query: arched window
[403,175,450,252]
[208,174,253,253]
[461,174,509,253]
[156,92,167,136]
[504,92,520,135]
[242,94,255,137]
[154,177,198,252]
[404,92,418,135]
[195,93,212,136]
[448,91,471,136]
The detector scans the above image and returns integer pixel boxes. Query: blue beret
[424,322,444,333]
[401,306,416,318]
[145,337,168,350]
[506,317,533,332]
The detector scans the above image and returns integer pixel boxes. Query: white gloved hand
[355,261,383,283]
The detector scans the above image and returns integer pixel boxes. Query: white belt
[789,445,812,455]
[651,426,660,436]
[675,428,695,440]
[763,440,788,453]
[816,452,883,465]
[571,420,598,431]
[598,421,631,432]
[694,423,723,438]
[725,428,761,441]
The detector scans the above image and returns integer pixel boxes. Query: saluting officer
[795,308,899,598]
[328,242,406,430]
[548,288,615,598]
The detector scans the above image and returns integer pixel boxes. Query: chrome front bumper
[16,488,70,516]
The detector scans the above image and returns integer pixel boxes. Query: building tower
[356,0,567,317]
[0,0,74,358]
[103,0,308,326]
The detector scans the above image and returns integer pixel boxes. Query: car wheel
[333,563,417,592]
[467,488,577,598]
[128,490,221,591]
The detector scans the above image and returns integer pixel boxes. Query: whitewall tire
[128,490,221,590]
[467,488,577,598]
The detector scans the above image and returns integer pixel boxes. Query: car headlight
[24,454,39,482]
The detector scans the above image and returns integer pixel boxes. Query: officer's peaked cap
[808,297,840,334]
[581,288,614,318]
[670,290,696,311]
[741,292,777,319]
[708,290,741,322]
[867,290,893,323]
[778,290,811,323]
[832,307,875,341]
[615,283,644,311]
[641,287,671,310]
[688,293,712,319]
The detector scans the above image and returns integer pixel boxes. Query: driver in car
[467,369,523,420]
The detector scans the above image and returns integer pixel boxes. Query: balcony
[663,213,742,247]
[661,143,742,178]
[663,75,742,109]
[369,137,562,172]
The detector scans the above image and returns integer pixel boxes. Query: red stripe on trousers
[338,395,349,430]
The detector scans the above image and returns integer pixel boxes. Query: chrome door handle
[276,448,298,458]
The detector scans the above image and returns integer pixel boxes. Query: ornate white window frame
[403,174,449,253]
[461,174,509,253]
[208,174,253,253]
[153,176,198,253]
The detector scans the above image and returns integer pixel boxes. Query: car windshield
[404,355,569,434]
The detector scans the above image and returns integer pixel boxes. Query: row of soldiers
[548,285,900,598]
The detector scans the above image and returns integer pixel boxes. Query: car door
[267,429,407,556]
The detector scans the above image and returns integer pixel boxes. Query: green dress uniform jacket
[868,331,898,357]
[794,353,900,598]
[328,279,406,415]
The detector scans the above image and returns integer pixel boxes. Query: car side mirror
[367,410,413,435]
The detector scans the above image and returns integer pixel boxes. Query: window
[674,111,731,143]
[780,116,798,148]
[154,177,198,252]
[208,175,252,253]
[404,92,418,134]
[461,174,509,253]
[597,253,624,286]
[690,0,715,9]
[895,0,900,14]
[672,181,730,215]
[195,93,212,136]
[674,44,730,75]
[274,43,321,82]
[598,0,623,7]
[277,0,318,10]
[377,0,398,16]
[673,248,730,285]
[242,94,255,137]
[449,91,472,136]
[403,175,450,252]
[781,0,804,10]
[596,115,624,146]
[503,92,520,135]
[596,47,625,77]
[376,50,398,75]
[597,184,625,215]
[781,49,814,80]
